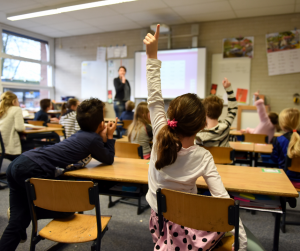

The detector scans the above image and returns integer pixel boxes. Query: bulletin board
[107,59,135,102]
[211,54,251,104]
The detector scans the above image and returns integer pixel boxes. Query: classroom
[0,1,300,251]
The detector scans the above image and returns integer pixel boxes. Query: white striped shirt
[59,110,80,139]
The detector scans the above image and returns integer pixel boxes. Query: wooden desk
[117,136,129,142]
[229,142,254,152]
[23,127,64,134]
[254,144,273,154]
[230,131,283,138]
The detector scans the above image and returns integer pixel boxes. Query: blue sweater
[34,110,49,126]
[271,131,300,181]
[23,130,115,176]
[119,111,134,121]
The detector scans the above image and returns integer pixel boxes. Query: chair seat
[214,235,234,251]
[39,213,111,243]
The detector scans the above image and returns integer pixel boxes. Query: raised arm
[144,24,167,137]
[223,78,238,126]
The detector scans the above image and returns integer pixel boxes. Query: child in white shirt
[143,24,247,251]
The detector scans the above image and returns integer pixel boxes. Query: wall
[55,13,300,113]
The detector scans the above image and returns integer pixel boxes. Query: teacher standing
[114,66,131,118]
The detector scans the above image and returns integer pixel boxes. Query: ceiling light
[7,0,137,21]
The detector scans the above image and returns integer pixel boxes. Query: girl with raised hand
[144,24,247,251]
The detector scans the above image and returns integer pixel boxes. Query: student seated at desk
[34,99,59,126]
[0,98,117,251]
[128,102,152,159]
[241,91,280,143]
[0,91,25,161]
[195,78,238,147]
[143,25,247,251]
[119,100,135,121]
[271,108,300,181]
[59,98,80,138]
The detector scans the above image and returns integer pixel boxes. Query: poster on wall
[266,30,300,76]
[223,37,254,58]
[107,45,127,59]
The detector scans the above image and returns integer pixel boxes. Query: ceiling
[0,0,299,38]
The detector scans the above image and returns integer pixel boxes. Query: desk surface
[229,142,254,152]
[254,144,273,154]
[64,158,298,198]
[117,136,129,142]
[23,127,64,134]
[230,130,283,138]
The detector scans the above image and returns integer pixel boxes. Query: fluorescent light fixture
[8,0,136,21]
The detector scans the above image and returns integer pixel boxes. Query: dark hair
[155,93,206,170]
[61,98,79,115]
[76,98,105,132]
[268,112,280,132]
[202,96,223,120]
[118,66,127,72]
[40,99,51,111]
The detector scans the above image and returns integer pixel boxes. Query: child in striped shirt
[196,80,238,147]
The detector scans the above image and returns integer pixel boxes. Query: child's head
[128,102,150,141]
[0,91,18,118]
[155,93,206,170]
[76,98,105,132]
[40,99,51,112]
[125,100,135,112]
[202,96,223,120]
[268,112,280,132]
[61,98,79,114]
[279,108,300,158]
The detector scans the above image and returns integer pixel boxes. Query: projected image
[135,48,205,99]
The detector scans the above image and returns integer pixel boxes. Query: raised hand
[100,124,108,142]
[107,117,118,139]
[143,24,160,59]
[222,77,231,89]
[254,91,259,98]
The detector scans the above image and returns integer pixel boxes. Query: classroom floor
[1,159,300,251]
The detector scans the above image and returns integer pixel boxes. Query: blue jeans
[114,100,126,118]
[0,155,73,251]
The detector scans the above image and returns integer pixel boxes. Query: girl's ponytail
[61,103,67,115]
[0,91,18,118]
[155,125,182,170]
[288,130,300,158]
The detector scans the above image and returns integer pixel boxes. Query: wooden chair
[281,156,300,233]
[25,178,111,251]
[47,123,66,139]
[241,133,268,144]
[0,132,8,189]
[115,141,143,159]
[28,120,44,126]
[122,120,132,130]
[156,188,240,250]
[204,146,235,164]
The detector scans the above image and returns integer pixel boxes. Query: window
[1,26,54,108]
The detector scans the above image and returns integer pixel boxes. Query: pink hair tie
[293,129,297,132]
[167,119,178,129]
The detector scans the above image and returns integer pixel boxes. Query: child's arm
[144,25,167,137]
[223,78,238,126]
[203,153,247,250]
[14,108,25,132]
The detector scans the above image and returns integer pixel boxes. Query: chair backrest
[26,178,96,212]
[47,123,65,137]
[122,120,132,130]
[0,132,5,169]
[28,120,44,126]
[204,146,234,164]
[157,188,237,233]
[285,156,300,173]
[115,141,143,159]
[242,133,268,144]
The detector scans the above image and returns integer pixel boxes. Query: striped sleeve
[224,86,238,126]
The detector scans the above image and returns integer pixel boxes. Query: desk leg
[273,213,281,251]
[254,153,258,167]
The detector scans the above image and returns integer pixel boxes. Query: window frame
[0,23,55,100]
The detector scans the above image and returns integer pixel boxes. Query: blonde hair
[0,91,18,118]
[279,108,300,158]
[128,102,150,141]
[125,100,135,111]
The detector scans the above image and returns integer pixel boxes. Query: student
[195,79,238,147]
[34,99,58,126]
[143,25,247,251]
[128,102,152,159]
[0,98,117,251]
[241,91,280,143]
[119,100,135,121]
[59,98,80,138]
[0,91,25,161]
[271,108,300,181]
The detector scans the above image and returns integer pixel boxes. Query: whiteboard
[107,59,135,101]
[211,54,251,104]
[81,61,107,102]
